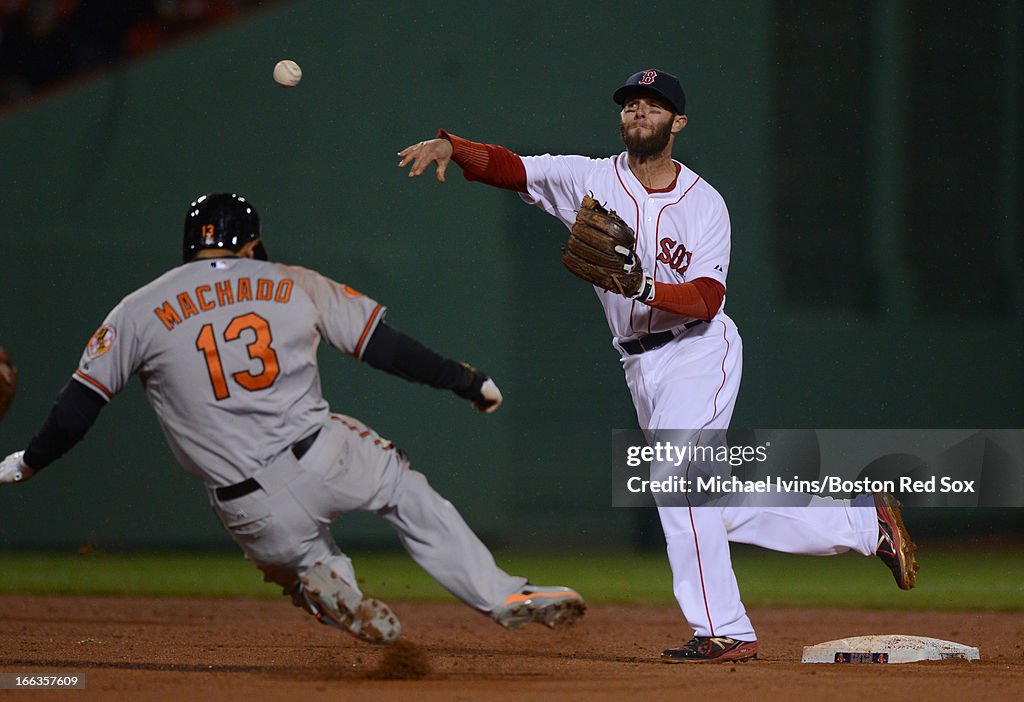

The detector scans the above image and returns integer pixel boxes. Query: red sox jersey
[519,152,732,341]
[72,257,384,486]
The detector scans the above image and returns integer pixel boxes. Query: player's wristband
[631,275,655,303]
[451,364,486,402]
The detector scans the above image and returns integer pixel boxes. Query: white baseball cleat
[300,562,401,644]
[493,583,586,630]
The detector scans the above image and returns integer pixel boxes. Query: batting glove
[475,378,503,414]
[454,363,504,414]
[0,450,34,486]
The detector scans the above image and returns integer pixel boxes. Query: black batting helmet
[182,193,268,263]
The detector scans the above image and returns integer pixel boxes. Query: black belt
[215,428,321,501]
[619,320,706,356]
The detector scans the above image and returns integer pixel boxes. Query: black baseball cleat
[874,491,919,590]
[661,636,758,663]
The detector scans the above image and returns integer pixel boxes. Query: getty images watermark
[625,442,976,495]
[611,429,1024,508]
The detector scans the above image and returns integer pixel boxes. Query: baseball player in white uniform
[399,69,918,662]
[0,193,585,644]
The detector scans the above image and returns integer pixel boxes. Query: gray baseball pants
[208,413,526,615]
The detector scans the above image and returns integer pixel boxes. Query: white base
[801,635,980,664]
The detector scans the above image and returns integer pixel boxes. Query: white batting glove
[474,378,503,414]
[0,450,34,486]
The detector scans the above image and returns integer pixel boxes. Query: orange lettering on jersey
[237,277,253,302]
[256,278,273,300]
[195,285,215,311]
[154,301,183,330]
[275,279,293,303]
[157,277,295,332]
[341,284,363,298]
[215,280,234,307]
[177,292,200,319]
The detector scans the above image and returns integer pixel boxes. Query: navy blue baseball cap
[613,69,686,115]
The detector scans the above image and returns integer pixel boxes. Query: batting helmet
[182,193,268,263]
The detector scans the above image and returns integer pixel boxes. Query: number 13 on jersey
[196,312,280,400]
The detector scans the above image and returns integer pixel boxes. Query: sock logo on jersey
[656,238,692,273]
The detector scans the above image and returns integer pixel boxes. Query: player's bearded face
[620,115,674,157]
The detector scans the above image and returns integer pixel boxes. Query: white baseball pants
[623,316,878,641]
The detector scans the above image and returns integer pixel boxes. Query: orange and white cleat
[494,584,586,630]
[300,562,401,644]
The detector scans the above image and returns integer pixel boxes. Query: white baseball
[273,60,302,87]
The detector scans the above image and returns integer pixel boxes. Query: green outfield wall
[1,0,1020,549]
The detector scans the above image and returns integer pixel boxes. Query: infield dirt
[1,595,1020,701]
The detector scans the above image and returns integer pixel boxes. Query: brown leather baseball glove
[561,195,651,299]
[0,347,17,421]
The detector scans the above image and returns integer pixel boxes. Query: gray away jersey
[73,257,384,486]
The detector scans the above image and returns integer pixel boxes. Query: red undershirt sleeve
[434,130,724,321]
[646,277,725,321]
[437,129,527,192]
